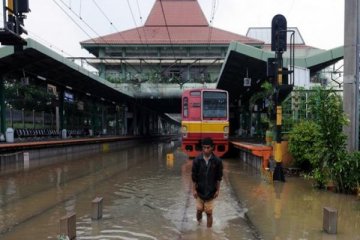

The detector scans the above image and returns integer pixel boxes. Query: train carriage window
[203,91,227,118]
[183,97,188,117]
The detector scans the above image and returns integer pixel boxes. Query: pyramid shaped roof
[81,0,263,46]
[145,0,208,26]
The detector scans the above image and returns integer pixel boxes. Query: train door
[188,90,201,121]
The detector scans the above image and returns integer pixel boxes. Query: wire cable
[126,0,151,70]
[159,0,175,58]
[207,0,218,50]
[27,30,74,57]
[91,0,129,44]
[55,0,116,68]
[58,0,109,43]
[91,0,116,31]
[136,0,143,25]
[126,0,144,45]
[52,0,93,41]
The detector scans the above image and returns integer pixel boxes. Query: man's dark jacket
[192,154,223,200]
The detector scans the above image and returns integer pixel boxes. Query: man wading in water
[191,137,223,228]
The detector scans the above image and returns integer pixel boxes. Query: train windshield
[203,91,227,119]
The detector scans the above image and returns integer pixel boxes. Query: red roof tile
[81,0,263,46]
[145,0,208,26]
[83,26,263,45]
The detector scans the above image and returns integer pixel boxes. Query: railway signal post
[270,14,291,182]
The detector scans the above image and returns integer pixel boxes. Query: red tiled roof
[83,26,263,45]
[81,0,263,45]
[145,0,208,26]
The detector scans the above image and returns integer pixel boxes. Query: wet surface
[0,141,257,240]
[0,141,359,239]
[226,159,360,240]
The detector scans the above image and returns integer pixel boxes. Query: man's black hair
[202,137,214,146]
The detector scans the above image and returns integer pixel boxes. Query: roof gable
[145,0,208,26]
[81,0,264,46]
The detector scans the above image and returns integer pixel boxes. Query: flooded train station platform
[0,140,359,239]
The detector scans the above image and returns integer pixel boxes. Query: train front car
[181,88,229,158]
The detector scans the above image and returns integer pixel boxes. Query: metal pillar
[91,99,97,135]
[273,63,285,182]
[59,89,64,131]
[343,0,360,152]
[0,76,5,134]
[115,105,119,135]
[133,105,138,135]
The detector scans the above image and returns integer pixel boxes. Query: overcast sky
[19,0,344,58]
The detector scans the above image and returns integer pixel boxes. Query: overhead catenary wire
[27,30,74,57]
[55,0,120,68]
[52,0,93,41]
[126,0,144,45]
[57,0,111,45]
[91,0,129,44]
[27,30,99,73]
[0,10,75,58]
[136,0,143,25]
[91,0,116,32]
[159,0,176,59]
[79,0,82,18]
[135,0,151,55]
[125,0,153,76]
[207,0,219,50]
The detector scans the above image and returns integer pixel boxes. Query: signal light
[271,14,287,52]
[7,0,30,15]
[5,0,29,36]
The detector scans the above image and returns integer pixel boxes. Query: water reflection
[0,140,257,239]
[2,141,355,239]
[226,158,360,240]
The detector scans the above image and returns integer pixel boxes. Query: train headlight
[181,126,188,138]
[224,126,229,139]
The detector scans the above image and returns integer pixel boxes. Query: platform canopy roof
[0,38,185,114]
[216,41,344,104]
[0,38,133,104]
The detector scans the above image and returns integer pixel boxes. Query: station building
[0,0,344,141]
[80,0,344,135]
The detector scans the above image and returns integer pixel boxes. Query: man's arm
[214,159,223,198]
[192,158,198,199]
[213,181,220,198]
[192,182,198,199]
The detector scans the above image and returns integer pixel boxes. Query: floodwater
[0,140,359,240]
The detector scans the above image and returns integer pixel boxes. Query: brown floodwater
[225,159,360,240]
[0,140,358,240]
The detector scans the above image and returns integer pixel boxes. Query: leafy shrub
[288,120,322,171]
[333,152,360,193]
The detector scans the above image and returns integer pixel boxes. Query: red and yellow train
[181,88,229,158]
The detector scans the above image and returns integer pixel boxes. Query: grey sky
[23,0,344,57]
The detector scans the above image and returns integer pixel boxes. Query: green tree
[307,86,347,189]
[289,86,350,190]
[5,81,56,112]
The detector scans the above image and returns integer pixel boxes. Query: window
[202,91,227,119]
[183,97,188,117]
